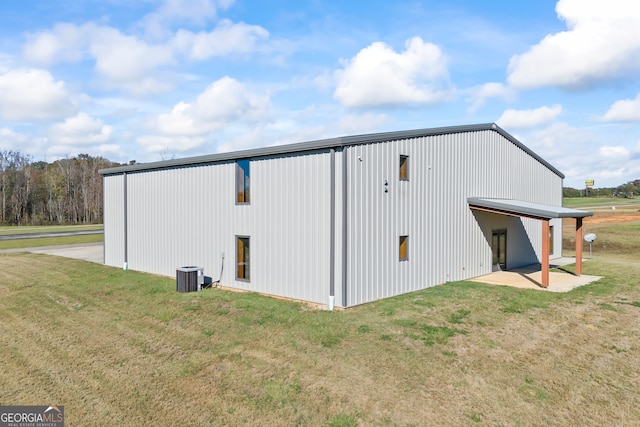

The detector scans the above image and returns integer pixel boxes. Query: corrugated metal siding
[103,174,124,268]
[346,129,563,306]
[103,127,564,307]
[126,163,225,277]
[118,150,333,305]
[251,152,332,304]
[550,217,562,259]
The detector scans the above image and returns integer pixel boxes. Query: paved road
[0,229,103,241]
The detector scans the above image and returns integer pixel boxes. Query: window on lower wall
[237,236,250,281]
[236,160,250,204]
[549,225,554,256]
[399,235,408,261]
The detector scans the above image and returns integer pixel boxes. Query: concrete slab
[1,243,105,264]
[30,243,104,264]
[469,257,602,292]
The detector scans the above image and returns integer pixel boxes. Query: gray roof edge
[99,138,343,175]
[468,197,593,219]
[99,123,496,175]
[98,123,562,177]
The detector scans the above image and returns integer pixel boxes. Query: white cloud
[335,113,391,135]
[138,76,270,153]
[0,52,13,73]
[96,144,122,157]
[23,23,86,66]
[22,17,269,95]
[599,145,630,159]
[137,135,206,154]
[89,27,174,93]
[49,112,113,146]
[496,105,562,129]
[0,127,25,140]
[519,123,637,188]
[0,127,27,150]
[214,127,269,153]
[0,68,76,120]
[172,20,269,60]
[525,122,593,160]
[600,93,640,122]
[507,0,640,89]
[516,123,593,184]
[140,0,234,39]
[334,37,450,108]
[23,23,174,94]
[466,82,516,113]
[264,111,393,150]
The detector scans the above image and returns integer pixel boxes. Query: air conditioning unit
[176,266,204,292]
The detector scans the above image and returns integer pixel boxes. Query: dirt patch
[586,213,640,224]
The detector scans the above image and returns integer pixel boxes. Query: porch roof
[467,197,593,220]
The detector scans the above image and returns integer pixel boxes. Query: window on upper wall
[236,236,250,281]
[549,225,554,256]
[399,155,409,181]
[399,235,408,261]
[236,160,250,204]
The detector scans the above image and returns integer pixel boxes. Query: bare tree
[0,150,119,225]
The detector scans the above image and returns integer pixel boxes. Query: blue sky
[0,0,639,188]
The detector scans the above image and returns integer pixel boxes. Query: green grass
[0,224,103,250]
[563,216,640,260]
[0,219,639,425]
[563,196,640,208]
[0,224,103,235]
[0,233,103,250]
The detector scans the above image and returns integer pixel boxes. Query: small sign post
[585,179,594,197]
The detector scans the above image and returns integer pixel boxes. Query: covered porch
[469,256,602,291]
[468,198,594,288]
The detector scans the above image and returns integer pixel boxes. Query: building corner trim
[329,148,336,309]
[123,172,128,269]
[341,147,348,307]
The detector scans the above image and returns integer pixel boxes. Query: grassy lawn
[0,234,104,250]
[1,219,639,425]
[0,224,103,250]
[0,224,103,235]
[563,196,640,209]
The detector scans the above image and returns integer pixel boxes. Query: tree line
[563,179,640,198]
[0,150,120,226]
[1,148,638,226]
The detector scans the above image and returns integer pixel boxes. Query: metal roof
[99,123,565,177]
[468,197,593,220]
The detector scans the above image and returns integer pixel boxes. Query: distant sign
[585,180,595,187]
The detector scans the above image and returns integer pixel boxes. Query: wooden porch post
[575,217,583,275]
[541,219,550,288]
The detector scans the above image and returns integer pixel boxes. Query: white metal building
[99,123,591,308]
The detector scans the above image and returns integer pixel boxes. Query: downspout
[341,146,348,308]
[329,148,335,310]
[123,172,128,270]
